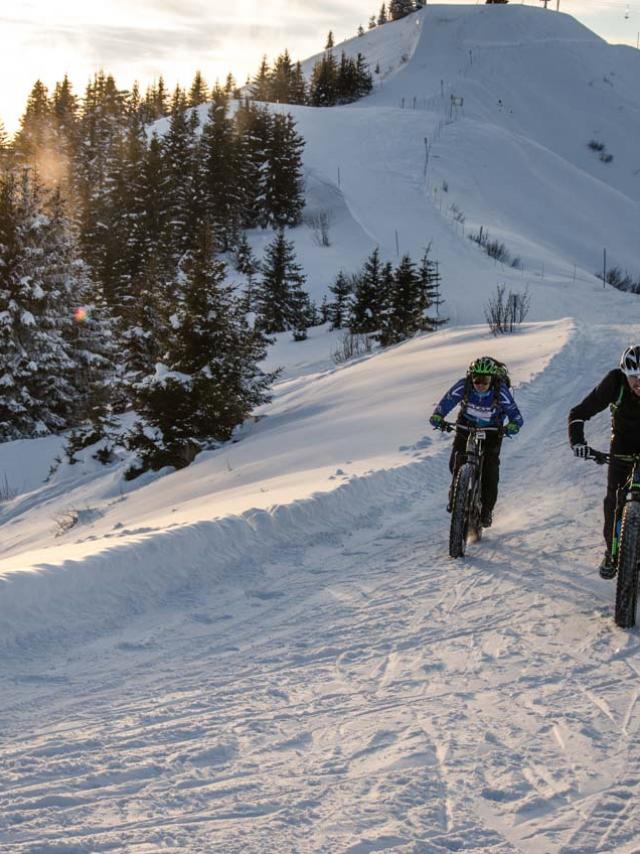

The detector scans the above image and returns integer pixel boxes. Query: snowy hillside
[2,6,640,851]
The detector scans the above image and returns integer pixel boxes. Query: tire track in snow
[4,321,640,851]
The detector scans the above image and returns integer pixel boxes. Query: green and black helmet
[468,355,501,377]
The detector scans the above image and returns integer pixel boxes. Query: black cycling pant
[449,430,502,514]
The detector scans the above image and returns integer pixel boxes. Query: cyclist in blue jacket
[429,355,524,527]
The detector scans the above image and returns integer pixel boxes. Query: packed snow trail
[3,323,640,852]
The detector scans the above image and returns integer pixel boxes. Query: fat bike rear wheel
[449,463,473,558]
[615,501,640,628]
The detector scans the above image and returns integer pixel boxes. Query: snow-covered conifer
[263,113,305,228]
[199,90,243,250]
[126,225,275,474]
[254,230,310,337]
[349,247,385,334]
[328,271,353,329]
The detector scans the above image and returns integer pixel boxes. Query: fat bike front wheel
[449,463,474,558]
[615,501,640,629]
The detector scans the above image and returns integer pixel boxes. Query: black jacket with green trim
[568,369,640,453]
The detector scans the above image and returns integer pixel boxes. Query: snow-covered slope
[2,7,640,851]
[289,5,640,312]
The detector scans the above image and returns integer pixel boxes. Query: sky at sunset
[1,0,638,135]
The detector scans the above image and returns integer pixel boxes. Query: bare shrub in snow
[484,284,531,335]
[597,265,640,294]
[332,332,374,364]
[306,210,333,247]
[469,226,518,267]
[0,473,17,503]
[587,139,613,163]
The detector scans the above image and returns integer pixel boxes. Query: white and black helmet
[620,345,640,377]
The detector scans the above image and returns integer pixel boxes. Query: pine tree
[162,88,200,260]
[309,53,339,106]
[126,225,275,474]
[368,15,377,28]
[271,50,294,103]
[378,3,388,24]
[349,247,385,333]
[378,253,435,346]
[328,270,352,329]
[389,0,415,20]
[250,56,272,101]
[51,75,79,178]
[337,53,359,103]
[64,263,119,460]
[143,77,169,121]
[76,72,128,290]
[189,70,208,107]
[254,230,309,338]
[103,110,149,315]
[14,80,52,164]
[234,232,261,310]
[358,24,365,36]
[290,62,307,105]
[325,30,335,50]
[235,100,270,229]
[141,132,168,261]
[0,169,84,438]
[355,54,374,99]
[419,247,446,326]
[199,89,243,250]
[0,122,10,173]
[224,73,237,97]
[120,253,173,390]
[263,113,305,228]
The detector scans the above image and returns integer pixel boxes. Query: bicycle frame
[443,421,502,551]
[606,454,640,564]
[591,451,640,565]
[584,448,640,627]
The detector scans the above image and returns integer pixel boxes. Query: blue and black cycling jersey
[433,378,524,429]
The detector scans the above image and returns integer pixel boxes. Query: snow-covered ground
[2,6,640,851]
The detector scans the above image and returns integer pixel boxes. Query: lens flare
[74,307,89,323]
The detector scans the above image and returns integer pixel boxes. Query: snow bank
[0,455,435,654]
[0,320,571,654]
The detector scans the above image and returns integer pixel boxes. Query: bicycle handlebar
[582,448,640,466]
[441,420,503,435]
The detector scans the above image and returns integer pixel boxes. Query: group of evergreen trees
[0,48,445,475]
[0,169,113,442]
[0,161,297,472]
[327,247,444,346]
[0,72,309,472]
[250,49,373,108]
[372,0,424,27]
[14,74,305,302]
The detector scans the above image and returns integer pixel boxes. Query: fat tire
[449,463,473,559]
[615,501,640,628]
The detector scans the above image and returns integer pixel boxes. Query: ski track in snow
[3,323,640,852]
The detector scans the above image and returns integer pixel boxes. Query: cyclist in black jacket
[569,346,640,578]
